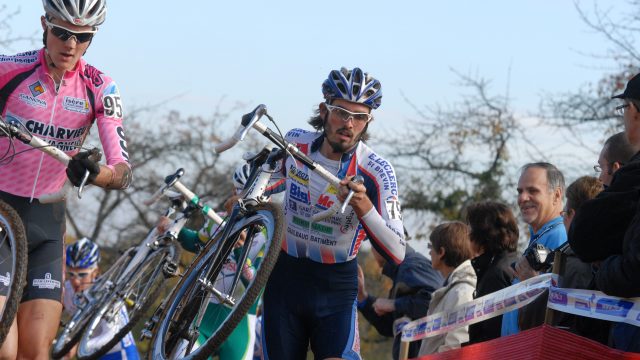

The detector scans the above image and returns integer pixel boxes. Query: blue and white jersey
[63,281,140,360]
[270,129,406,265]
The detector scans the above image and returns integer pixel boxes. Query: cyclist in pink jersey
[261,67,406,360]
[0,1,131,358]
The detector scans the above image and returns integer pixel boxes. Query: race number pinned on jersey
[103,95,123,119]
[385,196,402,221]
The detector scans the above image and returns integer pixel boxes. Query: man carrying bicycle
[0,0,131,357]
[261,67,406,359]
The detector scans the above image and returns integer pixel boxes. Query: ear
[41,16,47,31]
[612,161,622,172]
[319,102,328,118]
[437,247,446,260]
[554,188,562,204]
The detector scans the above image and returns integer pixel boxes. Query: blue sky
[5,1,622,134]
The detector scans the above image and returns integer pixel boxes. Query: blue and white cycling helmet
[66,237,100,269]
[232,163,251,194]
[43,0,107,27]
[322,67,382,110]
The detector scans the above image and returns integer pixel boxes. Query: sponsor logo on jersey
[28,81,46,97]
[18,93,46,108]
[84,64,104,87]
[316,194,335,210]
[0,272,9,287]
[33,272,61,290]
[63,96,90,114]
[288,164,309,185]
[385,196,402,220]
[289,183,309,204]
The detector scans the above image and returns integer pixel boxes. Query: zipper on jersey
[30,71,64,202]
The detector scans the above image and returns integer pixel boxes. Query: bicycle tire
[77,242,180,360]
[148,202,284,360]
[51,247,135,359]
[0,200,27,346]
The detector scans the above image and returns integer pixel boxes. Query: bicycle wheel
[51,247,135,359]
[0,200,27,346]
[77,242,180,360]
[148,202,283,360]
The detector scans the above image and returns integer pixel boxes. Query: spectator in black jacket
[465,201,519,344]
[357,242,443,360]
[570,73,640,352]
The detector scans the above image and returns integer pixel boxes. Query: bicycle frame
[213,104,349,222]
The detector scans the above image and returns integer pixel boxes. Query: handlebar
[213,104,353,222]
[0,117,97,203]
[144,168,223,225]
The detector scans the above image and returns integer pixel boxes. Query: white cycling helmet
[42,0,107,27]
[232,163,251,194]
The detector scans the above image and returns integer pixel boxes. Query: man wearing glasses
[62,238,140,359]
[569,73,640,352]
[594,132,636,188]
[0,0,131,357]
[261,67,406,359]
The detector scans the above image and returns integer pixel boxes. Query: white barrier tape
[400,273,556,342]
[547,287,640,327]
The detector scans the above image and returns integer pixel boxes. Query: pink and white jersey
[272,128,406,265]
[0,48,130,199]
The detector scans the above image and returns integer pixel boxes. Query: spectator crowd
[356,73,640,358]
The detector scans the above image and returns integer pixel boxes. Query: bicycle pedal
[162,260,180,277]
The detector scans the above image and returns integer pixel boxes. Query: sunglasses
[325,104,372,124]
[45,19,96,44]
[66,270,94,279]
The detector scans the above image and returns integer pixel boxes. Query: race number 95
[103,95,123,119]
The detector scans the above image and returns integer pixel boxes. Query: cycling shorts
[0,191,64,302]
[261,252,361,360]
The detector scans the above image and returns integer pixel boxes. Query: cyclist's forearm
[93,163,132,189]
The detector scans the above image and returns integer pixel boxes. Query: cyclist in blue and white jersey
[62,238,140,360]
[261,67,406,360]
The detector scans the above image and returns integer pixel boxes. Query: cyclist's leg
[0,231,18,359]
[17,299,62,358]
[306,258,360,360]
[0,317,17,359]
[261,253,310,360]
[11,198,65,358]
[309,300,361,360]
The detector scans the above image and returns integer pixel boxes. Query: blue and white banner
[401,273,556,342]
[547,287,640,327]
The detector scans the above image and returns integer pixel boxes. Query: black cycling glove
[66,151,100,186]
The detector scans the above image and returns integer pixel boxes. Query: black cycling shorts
[0,191,64,303]
[261,252,361,360]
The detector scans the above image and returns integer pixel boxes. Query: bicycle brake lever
[340,175,364,214]
[78,148,103,199]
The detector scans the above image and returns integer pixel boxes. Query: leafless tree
[541,1,640,139]
[388,71,536,220]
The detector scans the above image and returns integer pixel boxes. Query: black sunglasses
[45,20,96,44]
